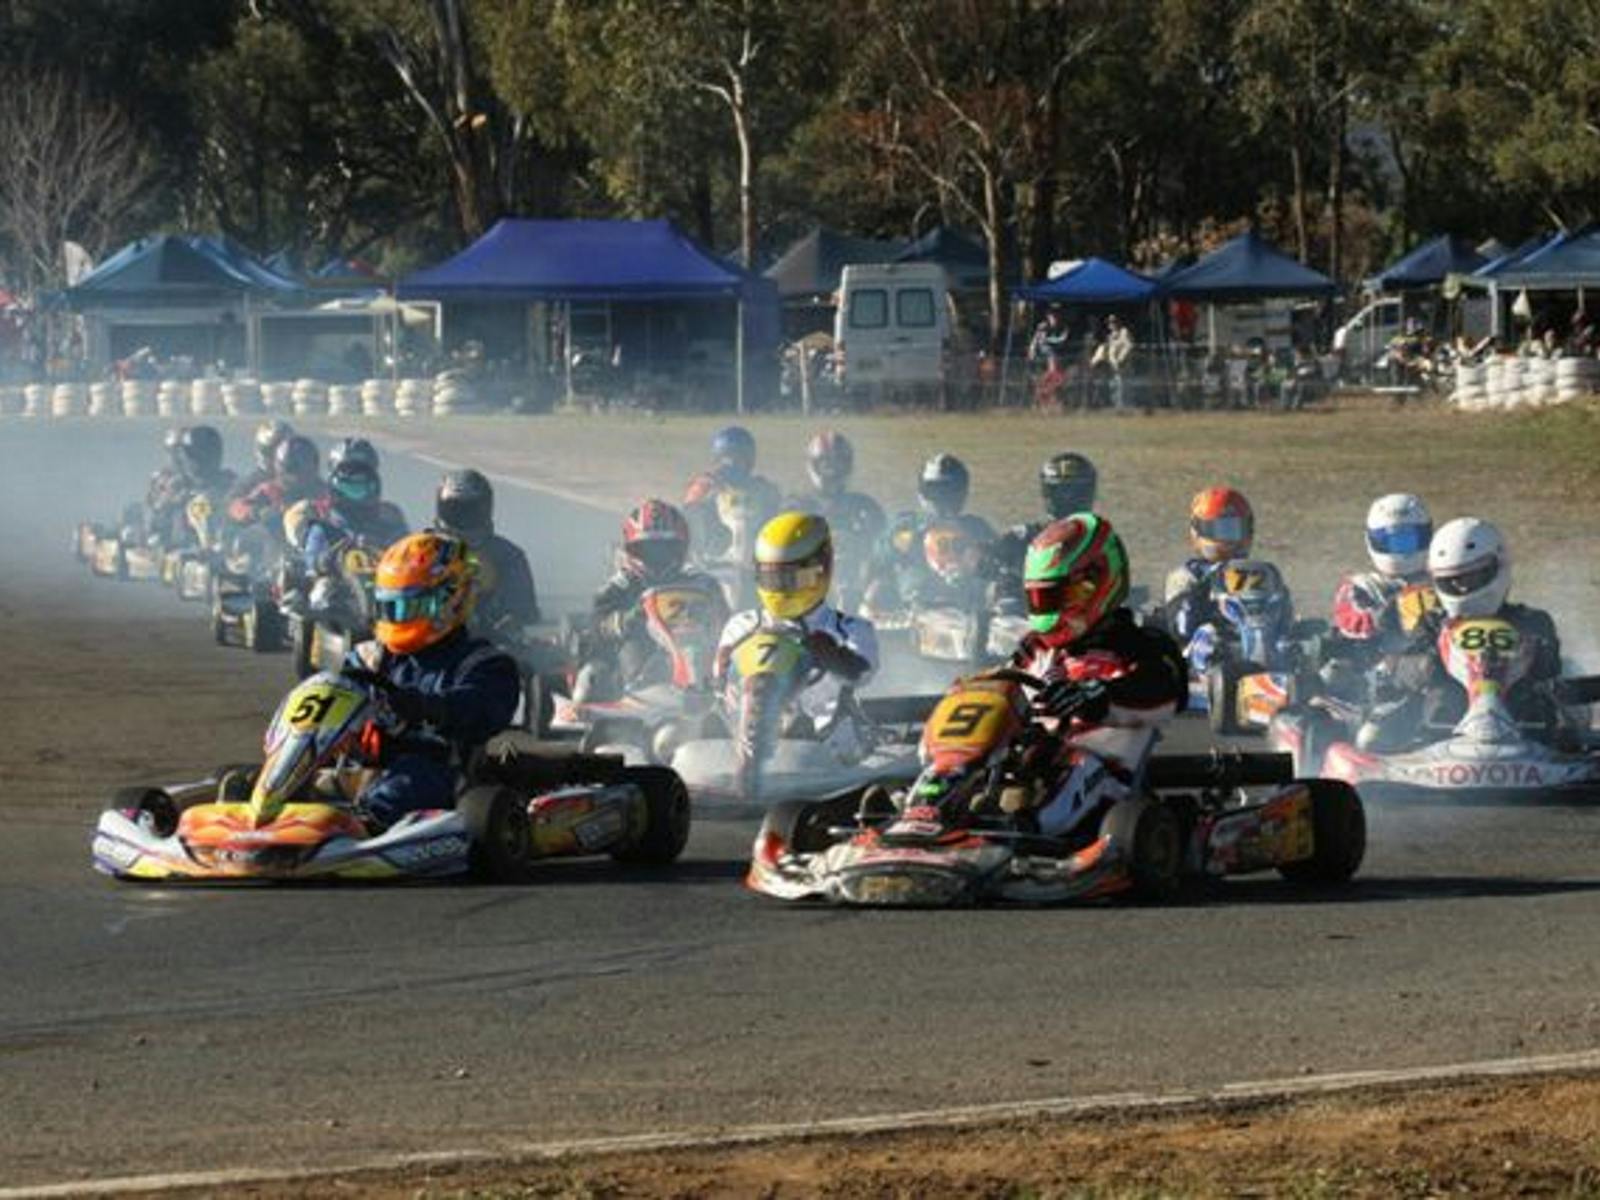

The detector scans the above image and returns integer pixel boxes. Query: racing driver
[1001,514,1187,837]
[345,531,521,830]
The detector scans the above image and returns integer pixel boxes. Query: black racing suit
[864,510,997,612]
[459,531,541,635]
[782,486,886,608]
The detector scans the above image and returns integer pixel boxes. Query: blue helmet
[711,425,756,482]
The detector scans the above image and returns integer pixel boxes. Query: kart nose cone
[836,867,972,907]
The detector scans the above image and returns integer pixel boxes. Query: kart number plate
[851,874,921,903]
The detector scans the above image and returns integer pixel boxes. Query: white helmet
[1429,517,1511,619]
[1365,492,1432,578]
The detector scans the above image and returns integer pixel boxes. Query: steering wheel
[982,667,1046,690]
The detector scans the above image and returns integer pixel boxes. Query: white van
[1333,297,1402,359]
[834,263,948,391]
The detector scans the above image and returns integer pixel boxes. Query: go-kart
[91,669,691,883]
[1176,560,1323,736]
[865,521,1026,669]
[668,618,926,807]
[747,668,1365,907]
[77,503,164,582]
[1282,614,1600,803]
[211,523,290,652]
[287,541,381,680]
[163,490,228,602]
[550,581,724,758]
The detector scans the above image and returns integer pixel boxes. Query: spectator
[1105,315,1134,409]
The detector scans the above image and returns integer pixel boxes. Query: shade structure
[397,219,746,301]
[1162,229,1334,300]
[764,227,905,298]
[62,234,304,310]
[1016,257,1157,305]
[1492,225,1600,290]
[892,225,992,288]
[1369,234,1486,290]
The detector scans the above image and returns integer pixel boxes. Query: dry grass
[360,403,1600,656]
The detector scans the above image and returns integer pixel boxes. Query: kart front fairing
[93,799,470,881]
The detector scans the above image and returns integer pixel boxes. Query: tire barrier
[2,373,510,419]
[1455,355,1599,410]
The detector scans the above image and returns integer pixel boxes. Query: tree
[0,66,156,296]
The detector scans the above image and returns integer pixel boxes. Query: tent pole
[735,294,746,415]
[997,302,1015,407]
[564,301,574,407]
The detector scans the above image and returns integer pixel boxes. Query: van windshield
[897,288,936,327]
[849,289,888,329]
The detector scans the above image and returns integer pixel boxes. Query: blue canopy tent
[1016,257,1157,305]
[1163,229,1333,352]
[893,225,992,290]
[1369,234,1486,291]
[60,234,305,371]
[1163,229,1335,301]
[400,218,775,409]
[1494,225,1600,290]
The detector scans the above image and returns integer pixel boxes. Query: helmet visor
[1368,524,1431,556]
[1025,561,1103,619]
[374,586,443,624]
[627,538,685,574]
[755,560,828,595]
[437,494,489,533]
[1434,558,1498,598]
[333,472,379,503]
[1194,514,1249,544]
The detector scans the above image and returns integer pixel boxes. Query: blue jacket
[346,631,521,762]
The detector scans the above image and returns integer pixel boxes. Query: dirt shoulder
[206,1071,1600,1198]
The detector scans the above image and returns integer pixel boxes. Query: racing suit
[715,603,879,752]
[293,495,409,573]
[1359,602,1564,751]
[683,470,782,560]
[1318,571,1438,695]
[585,566,730,693]
[459,531,541,635]
[346,632,521,829]
[1006,609,1188,837]
[865,511,997,613]
[147,467,235,549]
[781,487,887,607]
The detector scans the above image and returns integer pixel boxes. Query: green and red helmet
[1023,514,1129,646]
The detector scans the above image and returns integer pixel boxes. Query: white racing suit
[715,603,880,759]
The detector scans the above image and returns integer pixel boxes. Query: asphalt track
[4,420,1600,1190]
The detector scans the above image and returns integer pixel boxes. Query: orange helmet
[372,532,477,655]
[1189,486,1253,562]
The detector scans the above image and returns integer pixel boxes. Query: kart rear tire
[1206,661,1247,736]
[612,766,691,865]
[521,672,553,737]
[109,787,180,838]
[458,784,532,883]
[1279,779,1365,885]
[212,608,228,646]
[1102,796,1184,902]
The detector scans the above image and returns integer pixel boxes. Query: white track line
[8,1047,1600,1198]
[373,433,614,514]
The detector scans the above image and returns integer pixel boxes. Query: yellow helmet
[754,511,833,620]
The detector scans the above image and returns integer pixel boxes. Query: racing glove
[805,630,870,682]
[1033,679,1110,724]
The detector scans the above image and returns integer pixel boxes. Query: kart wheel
[214,764,258,803]
[1295,709,1344,778]
[1103,796,1184,902]
[212,607,228,646]
[521,672,553,736]
[1206,662,1246,736]
[612,766,691,865]
[458,784,532,883]
[109,787,180,838]
[1279,780,1366,885]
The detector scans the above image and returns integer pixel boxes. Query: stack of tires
[432,376,481,416]
[88,381,117,416]
[190,378,224,417]
[394,377,432,417]
[22,383,47,417]
[0,385,19,416]
[1523,358,1555,407]
[327,383,360,417]
[1452,363,1487,410]
[156,379,185,417]
[291,378,328,418]
[261,381,294,413]
[360,378,393,416]
[1555,356,1600,404]
[51,382,88,417]
[121,379,155,416]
